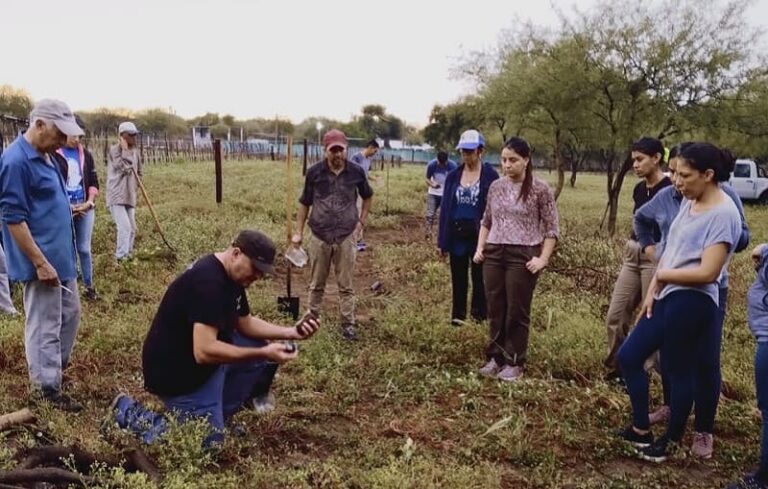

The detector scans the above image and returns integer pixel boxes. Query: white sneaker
[497,365,524,382]
[478,359,501,378]
[251,393,276,414]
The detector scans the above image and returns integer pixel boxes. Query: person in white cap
[437,129,499,326]
[107,122,142,262]
[0,99,84,411]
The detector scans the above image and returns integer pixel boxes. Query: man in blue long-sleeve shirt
[0,99,83,412]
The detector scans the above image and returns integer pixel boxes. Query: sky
[2,0,767,126]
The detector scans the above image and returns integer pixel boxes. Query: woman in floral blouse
[473,137,559,382]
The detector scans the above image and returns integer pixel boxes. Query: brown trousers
[604,239,657,371]
[307,232,357,325]
[483,243,542,367]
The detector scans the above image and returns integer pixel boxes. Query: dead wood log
[0,409,35,431]
[17,445,161,482]
[124,448,162,483]
[0,467,93,486]
[19,445,120,471]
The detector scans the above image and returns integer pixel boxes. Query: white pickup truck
[729,159,768,203]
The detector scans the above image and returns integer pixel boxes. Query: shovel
[277,137,301,321]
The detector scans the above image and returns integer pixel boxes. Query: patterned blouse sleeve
[481,182,495,229]
[538,182,560,239]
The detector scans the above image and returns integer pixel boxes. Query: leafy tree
[134,109,189,137]
[221,114,236,127]
[0,85,32,119]
[423,100,484,150]
[357,104,404,148]
[188,112,220,127]
[460,0,761,234]
[78,108,132,136]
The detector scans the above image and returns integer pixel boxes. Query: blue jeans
[692,287,727,433]
[425,194,442,231]
[115,331,277,447]
[755,342,768,479]
[618,290,717,440]
[73,208,95,288]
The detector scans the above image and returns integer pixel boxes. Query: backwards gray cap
[118,121,139,135]
[29,99,84,137]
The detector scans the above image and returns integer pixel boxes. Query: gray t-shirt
[657,194,741,305]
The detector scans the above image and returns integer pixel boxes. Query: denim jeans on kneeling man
[114,331,278,448]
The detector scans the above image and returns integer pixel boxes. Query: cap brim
[121,130,139,135]
[53,118,85,137]
[326,143,347,150]
[252,260,275,276]
[456,143,480,150]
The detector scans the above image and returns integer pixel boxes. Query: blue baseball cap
[456,129,485,150]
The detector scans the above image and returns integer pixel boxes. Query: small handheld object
[284,342,298,353]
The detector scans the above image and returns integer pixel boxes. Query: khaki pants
[604,239,657,371]
[307,232,357,325]
[356,197,364,242]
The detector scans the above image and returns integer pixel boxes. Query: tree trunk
[569,158,578,188]
[606,151,634,236]
[553,129,565,201]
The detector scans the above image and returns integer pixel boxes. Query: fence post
[214,139,222,204]
[302,138,308,175]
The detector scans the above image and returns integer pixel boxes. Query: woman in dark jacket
[53,115,100,300]
[438,129,499,326]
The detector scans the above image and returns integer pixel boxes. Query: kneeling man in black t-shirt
[106,229,319,447]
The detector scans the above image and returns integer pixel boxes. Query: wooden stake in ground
[131,167,176,253]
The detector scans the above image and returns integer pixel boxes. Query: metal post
[302,138,308,175]
[214,139,222,204]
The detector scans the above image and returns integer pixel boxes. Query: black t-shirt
[631,176,672,241]
[142,254,250,396]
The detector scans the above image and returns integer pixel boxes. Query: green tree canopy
[0,85,33,119]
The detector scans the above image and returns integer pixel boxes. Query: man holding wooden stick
[107,122,142,262]
[292,129,373,341]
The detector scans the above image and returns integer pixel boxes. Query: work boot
[31,390,83,413]
[83,287,99,301]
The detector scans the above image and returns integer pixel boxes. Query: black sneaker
[726,474,768,489]
[84,287,99,301]
[341,324,358,341]
[617,425,653,448]
[639,436,676,463]
[31,390,83,413]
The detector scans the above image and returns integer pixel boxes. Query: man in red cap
[292,129,374,341]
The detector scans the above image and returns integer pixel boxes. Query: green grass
[1,160,767,488]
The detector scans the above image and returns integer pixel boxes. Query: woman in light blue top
[616,142,742,462]
[632,143,750,458]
